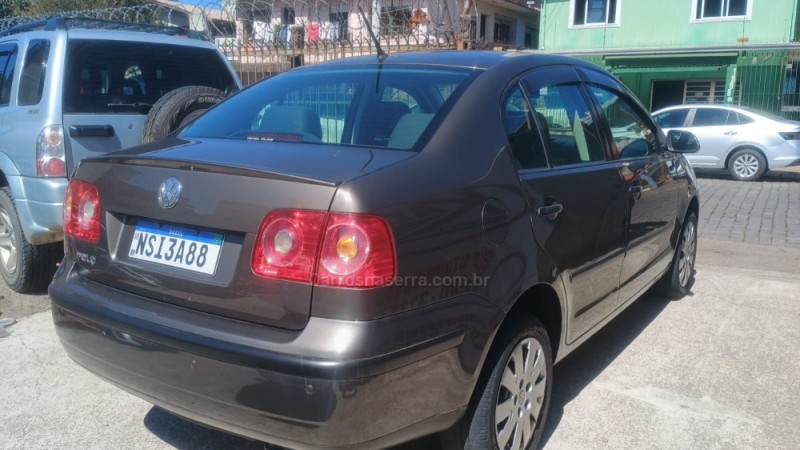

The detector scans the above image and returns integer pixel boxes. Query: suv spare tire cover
[143,86,226,144]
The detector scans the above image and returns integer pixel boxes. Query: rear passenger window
[589,85,659,159]
[528,84,605,166]
[503,85,547,169]
[18,40,50,106]
[0,44,17,106]
[737,113,754,124]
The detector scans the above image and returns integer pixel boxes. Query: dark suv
[50,52,699,450]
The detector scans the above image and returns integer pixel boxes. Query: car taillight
[252,210,326,283]
[317,214,396,287]
[36,125,66,177]
[64,179,101,243]
[252,210,396,288]
[779,131,800,140]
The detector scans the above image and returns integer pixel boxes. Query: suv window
[527,83,605,166]
[63,40,236,114]
[19,40,50,106]
[0,45,17,106]
[503,85,547,169]
[590,85,659,159]
[692,108,735,126]
[654,109,689,128]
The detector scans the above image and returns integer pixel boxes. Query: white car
[653,104,800,181]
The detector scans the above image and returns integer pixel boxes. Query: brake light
[779,131,800,140]
[317,214,396,287]
[252,210,326,283]
[64,179,101,243]
[36,125,66,177]
[252,210,396,288]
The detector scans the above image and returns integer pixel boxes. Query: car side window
[528,84,605,166]
[692,108,731,126]
[503,85,547,169]
[589,85,659,159]
[18,40,49,106]
[0,47,16,106]
[654,109,688,128]
[737,113,755,124]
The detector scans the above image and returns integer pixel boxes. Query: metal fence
[0,1,501,84]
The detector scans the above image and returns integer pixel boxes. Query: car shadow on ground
[143,291,679,450]
[695,168,800,182]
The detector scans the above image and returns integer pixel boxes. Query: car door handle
[629,185,643,200]
[69,125,115,138]
[724,130,738,136]
[537,203,563,220]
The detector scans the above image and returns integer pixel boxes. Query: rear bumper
[50,260,503,449]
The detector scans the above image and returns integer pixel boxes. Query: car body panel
[51,51,699,449]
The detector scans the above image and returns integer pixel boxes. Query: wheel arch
[725,145,769,170]
[504,282,563,360]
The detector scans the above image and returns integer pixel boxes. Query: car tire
[655,212,697,299]
[0,187,62,293]
[143,86,226,144]
[441,314,553,450]
[728,148,767,181]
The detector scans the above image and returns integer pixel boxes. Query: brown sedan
[51,51,700,450]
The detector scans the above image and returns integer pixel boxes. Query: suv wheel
[143,86,226,144]
[728,148,766,181]
[0,188,62,293]
[442,315,553,450]
[655,212,697,298]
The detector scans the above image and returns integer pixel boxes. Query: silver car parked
[653,104,800,181]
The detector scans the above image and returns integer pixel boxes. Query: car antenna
[358,7,386,61]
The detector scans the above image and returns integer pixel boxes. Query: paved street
[1,170,799,450]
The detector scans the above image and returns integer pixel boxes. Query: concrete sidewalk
[1,239,799,449]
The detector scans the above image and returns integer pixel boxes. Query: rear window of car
[63,40,235,114]
[181,65,479,151]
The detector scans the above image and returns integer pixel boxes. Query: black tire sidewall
[670,212,698,296]
[143,86,225,144]
[463,316,554,450]
[729,149,766,181]
[0,188,25,289]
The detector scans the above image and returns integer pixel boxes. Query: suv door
[685,107,740,168]
[583,78,680,304]
[509,67,628,343]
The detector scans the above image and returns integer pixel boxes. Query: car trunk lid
[70,139,411,330]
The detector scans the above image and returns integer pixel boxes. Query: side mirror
[666,130,700,153]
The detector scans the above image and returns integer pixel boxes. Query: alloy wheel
[678,220,696,287]
[495,337,547,450]
[0,208,17,274]
[733,154,760,179]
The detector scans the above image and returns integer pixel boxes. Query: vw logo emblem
[158,177,182,209]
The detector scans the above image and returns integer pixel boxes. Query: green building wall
[540,0,799,51]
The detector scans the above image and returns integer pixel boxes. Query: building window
[494,18,513,44]
[572,0,618,26]
[684,80,740,104]
[283,7,296,25]
[380,7,411,36]
[694,0,749,19]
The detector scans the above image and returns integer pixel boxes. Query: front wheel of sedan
[728,148,766,181]
[441,315,553,450]
[655,212,697,299]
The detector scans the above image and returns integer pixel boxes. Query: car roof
[303,50,604,73]
[66,29,220,49]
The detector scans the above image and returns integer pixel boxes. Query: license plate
[128,221,224,275]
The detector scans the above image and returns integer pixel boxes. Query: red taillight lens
[251,210,396,288]
[64,180,101,243]
[252,210,326,283]
[317,214,396,288]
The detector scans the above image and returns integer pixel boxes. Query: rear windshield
[181,65,480,151]
[63,40,235,114]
